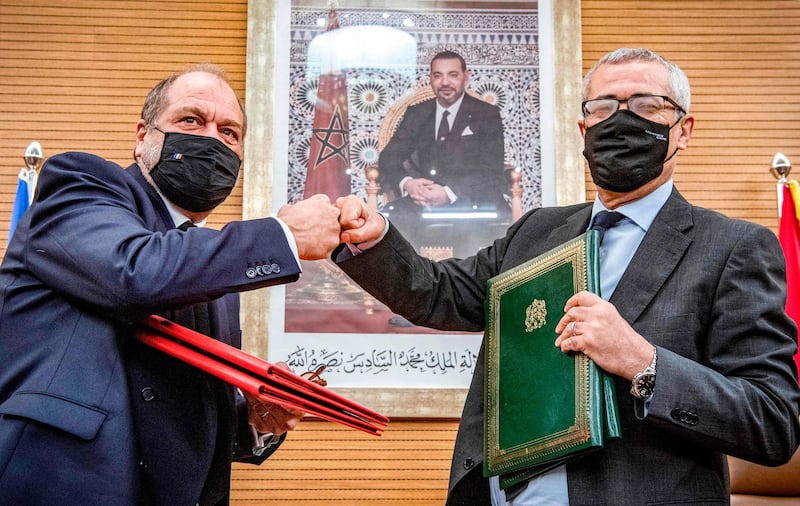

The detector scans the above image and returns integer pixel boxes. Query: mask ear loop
[662,112,687,164]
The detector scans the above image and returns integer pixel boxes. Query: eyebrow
[588,92,660,101]
[175,105,243,132]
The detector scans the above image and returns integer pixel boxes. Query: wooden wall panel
[0,0,248,251]
[231,419,458,505]
[580,0,800,230]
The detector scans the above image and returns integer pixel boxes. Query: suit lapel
[610,189,693,323]
[503,205,592,270]
[450,95,476,138]
[419,100,437,139]
[128,163,174,231]
[548,207,593,247]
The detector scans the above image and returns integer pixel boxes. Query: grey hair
[581,48,691,114]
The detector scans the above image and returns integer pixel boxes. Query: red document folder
[135,314,389,436]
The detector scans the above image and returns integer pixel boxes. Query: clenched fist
[277,194,341,260]
[336,195,386,244]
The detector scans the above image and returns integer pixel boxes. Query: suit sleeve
[23,152,301,320]
[378,106,427,194]
[335,213,534,330]
[645,223,800,466]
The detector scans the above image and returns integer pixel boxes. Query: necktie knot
[437,110,451,141]
[178,220,196,231]
[590,210,625,243]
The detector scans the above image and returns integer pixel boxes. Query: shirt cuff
[443,185,457,204]
[399,176,412,197]
[346,212,390,255]
[272,216,302,266]
[249,425,282,457]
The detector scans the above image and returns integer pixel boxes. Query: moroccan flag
[778,181,800,375]
[303,8,351,202]
[7,167,37,245]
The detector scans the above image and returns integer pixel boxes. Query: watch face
[635,372,656,399]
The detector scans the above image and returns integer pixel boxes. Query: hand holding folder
[483,232,621,488]
[135,314,389,436]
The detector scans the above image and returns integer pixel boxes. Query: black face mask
[583,110,678,193]
[149,131,241,212]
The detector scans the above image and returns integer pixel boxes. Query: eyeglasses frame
[581,94,687,122]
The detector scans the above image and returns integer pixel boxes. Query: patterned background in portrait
[287,6,540,212]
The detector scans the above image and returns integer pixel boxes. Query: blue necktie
[590,210,625,243]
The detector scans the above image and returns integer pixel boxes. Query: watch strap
[630,346,657,401]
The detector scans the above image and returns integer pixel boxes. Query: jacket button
[271,263,280,274]
[671,408,699,425]
[141,387,155,402]
[246,267,257,279]
[463,457,475,470]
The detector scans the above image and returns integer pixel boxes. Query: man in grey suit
[334,48,800,504]
[378,50,508,257]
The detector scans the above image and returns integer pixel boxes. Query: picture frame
[241,0,583,417]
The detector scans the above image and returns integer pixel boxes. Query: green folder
[483,231,621,489]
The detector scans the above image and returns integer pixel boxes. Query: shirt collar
[591,179,673,232]
[160,193,207,229]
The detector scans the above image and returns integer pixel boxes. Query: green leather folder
[483,231,621,489]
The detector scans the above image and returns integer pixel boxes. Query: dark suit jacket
[338,188,800,505]
[0,152,301,505]
[378,93,506,213]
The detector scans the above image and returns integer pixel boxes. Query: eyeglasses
[582,94,686,123]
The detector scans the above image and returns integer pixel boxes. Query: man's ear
[676,114,694,151]
[134,120,148,160]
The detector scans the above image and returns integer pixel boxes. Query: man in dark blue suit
[378,50,507,257]
[0,64,344,505]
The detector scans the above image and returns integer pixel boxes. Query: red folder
[135,314,389,436]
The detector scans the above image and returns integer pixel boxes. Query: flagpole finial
[23,141,44,172]
[771,152,792,183]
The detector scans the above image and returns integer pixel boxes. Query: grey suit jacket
[338,188,800,505]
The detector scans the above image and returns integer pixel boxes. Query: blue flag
[8,168,37,245]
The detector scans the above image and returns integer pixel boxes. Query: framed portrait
[253,0,583,417]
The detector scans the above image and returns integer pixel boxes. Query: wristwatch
[630,347,657,401]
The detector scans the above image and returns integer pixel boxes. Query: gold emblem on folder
[524,299,547,332]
